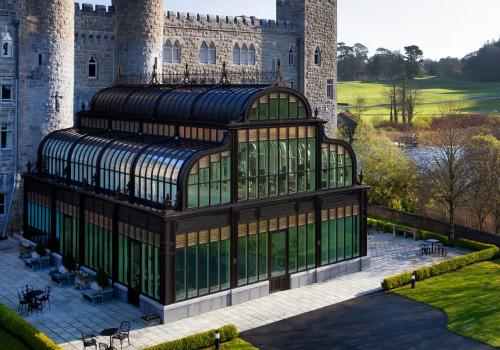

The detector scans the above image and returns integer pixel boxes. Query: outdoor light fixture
[358,169,364,184]
[215,330,220,350]
[411,272,416,289]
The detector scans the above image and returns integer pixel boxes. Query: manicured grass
[393,259,500,347]
[203,338,259,350]
[338,76,500,119]
[0,327,31,350]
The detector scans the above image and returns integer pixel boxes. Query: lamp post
[215,330,220,350]
[411,272,415,289]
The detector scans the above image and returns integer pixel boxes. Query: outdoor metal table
[100,327,118,349]
[25,290,44,315]
[426,239,440,252]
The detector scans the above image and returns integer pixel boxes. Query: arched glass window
[241,44,248,65]
[2,31,12,57]
[173,41,181,63]
[289,46,295,66]
[199,41,208,63]
[248,45,255,65]
[88,55,97,79]
[208,42,216,64]
[314,47,321,66]
[163,40,172,63]
[232,44,240,65]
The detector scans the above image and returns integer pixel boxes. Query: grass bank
[0,326,31,350]
[394,259,500,347]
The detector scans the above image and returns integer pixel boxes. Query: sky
[81,0,500,60]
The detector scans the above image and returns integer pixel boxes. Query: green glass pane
[199,167,209,183]
[288,173,297,194]
[131,241,141,291]
[308,171,316,191]
[104,229,109,275]
[353,215,360,257]
[249,142,258,177]
[346,166,353,186]
[259,103,269,120]
[298,225,306,271]
[238,236,248,286]
[124,237,129,285]
[288,227,297,273]
[330,151,337,168]
[210,241,220,293]
[199,183,209,206]
[329,219,337,263]
[221,239,231,290]
[72,218,78,256]
[258,177,268,198]
[269,175,278,197]
[238,179,248,201]
[210,161,220,182]
[271,231,286,277]
[210,182,221,205]
[250,106,258,120]
[258,141,268,176]
[289,98,298,118]
[57,213,62,253]
[222,156,231,180]
[270,96,278,119]
[337,218,345,261]
[187,245,198,298]
[237,143,248,178]
[321,170,328,189]
[248,234,258,283]
[258,232,268,280]
[155,247,160,299]
[188,185,198,208]
[142,243,146,293]
[84,223,89,266]
[199,243,209,296]
[248,178,257,200]
[345,216,353,259]
[175,247,186,301]
[148,245,153,296]
[269,141,279,175]
[279,94,289,118]
[321,221,329,265]
[289,139,297,173]
[221,181,231,203]
[298,102,306,118]
[188,173,198,184]
[118,235,123,282]
[329,168,337,189]
[307,223,316,269]
[307,138,316,171]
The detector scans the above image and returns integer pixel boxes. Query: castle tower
[12,0,74,230]
[277,0,337,134]
[113,0,164,76]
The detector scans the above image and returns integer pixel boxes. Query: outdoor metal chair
[80,331,97,350]
[111,321,130,349]
[39,285,51,309]
[17,292,29,313]
[21,284,33,297]
[27,296,43,316]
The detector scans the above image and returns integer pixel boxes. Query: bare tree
[382,82,399,123]
[417,102,475,245]
[352,94,370,119]
[404,81,421,131]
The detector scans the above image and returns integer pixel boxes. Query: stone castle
[0,0,337,234]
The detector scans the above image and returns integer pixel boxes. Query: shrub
[34,243,46,257]
[381,242,499,290]
[421,230,449,244]
[384,222,394,233]
[0,302,63,350]
[456,238,496,253]
[95,268,109,289]
[62,252,76,271]
[142,324,238,350]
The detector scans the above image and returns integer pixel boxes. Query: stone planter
[19,244,32,258]
[75,272,91,290]
[141,316,161,326]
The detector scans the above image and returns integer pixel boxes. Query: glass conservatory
[23,82,368,315]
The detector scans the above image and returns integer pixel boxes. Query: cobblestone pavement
[0,233,470,350]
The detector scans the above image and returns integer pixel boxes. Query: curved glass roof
[40,127,223,204]
[89,84,309,123]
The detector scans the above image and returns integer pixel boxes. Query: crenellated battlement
[75,2,116,17]
[165,10,297,32]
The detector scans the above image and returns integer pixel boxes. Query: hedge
[381,242,499,291]
[421,230,448,244]
[0,302,63,350]
[368,216,449,243]
[142,324,238,350]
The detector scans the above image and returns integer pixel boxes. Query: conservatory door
[269,230,288,292]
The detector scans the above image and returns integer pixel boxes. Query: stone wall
[369,205,500,247]
[74,3,116,112]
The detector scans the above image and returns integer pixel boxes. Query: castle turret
[113,0,164,76]
[277,0,337,134]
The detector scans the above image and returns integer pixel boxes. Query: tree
[382,81,399,123]
[404,45,424,78]
[467,134,500,231]
[337,42,368,81]
[401,79,421,130]
[417,103,475,245]
[352,94,369,119]
[352,121,417,212]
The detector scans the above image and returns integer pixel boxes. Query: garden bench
[393,225,421,241]
[22,252,52,271]
[48,266,76,287]
[80,281,114,306]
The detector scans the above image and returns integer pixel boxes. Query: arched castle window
[163,40,172,63]
[199,42,208,63]
[233,44,240,65]
[208,42,216,64]
[314,47,321,66]
[241,44,248,65]
[2,31,12,57]
[88,55,97,79]
[173,41,181,63]
[289,46,295,66]
[248,45,255,65]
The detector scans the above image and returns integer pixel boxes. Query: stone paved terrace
[0,233,470,350]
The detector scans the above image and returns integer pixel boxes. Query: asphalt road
[240,291,493,350]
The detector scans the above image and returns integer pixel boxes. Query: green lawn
[203,338,259,349]
[338,76,500,119]
[0,327,31,350]
[394,259,500,347]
